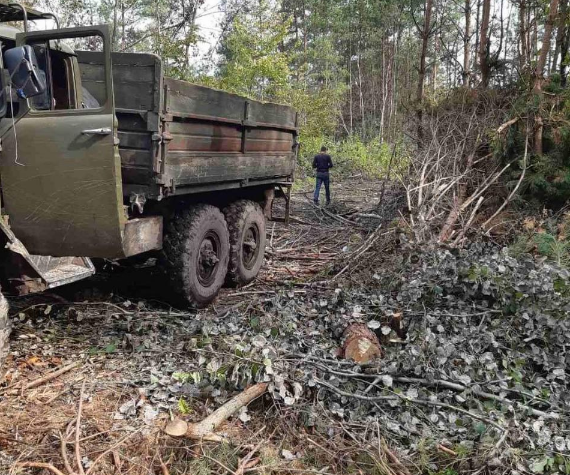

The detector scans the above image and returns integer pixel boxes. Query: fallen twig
[437,444,458,456]
[158,454,169,475]
[315,378,506,431]
[15,462,67,475]
[112,451,122,475]
[332,225,385,280]
[75,381,86,475]
[1,361,81,394]
[381,438,411,475]
[60,430,76,475]
[496,117,519,134]
[165,383,269,440]
[235,439,264,475]
[85,430,141,475]
[313,363,561,419]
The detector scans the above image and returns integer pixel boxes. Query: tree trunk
[475,0,481,61]
[417,0,434,141]
[561,17,570,86]
[432,9,439,94]
[463,0,472,87]
[531,7,538,58]
[479,0,491,87]
[533,0,560,155]
[112,0,118,50]
[519,0,528,70]
[121,1,125,51]
[553,0,569,75]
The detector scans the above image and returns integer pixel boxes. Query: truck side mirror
[4,45,46,99]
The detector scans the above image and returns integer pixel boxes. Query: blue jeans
[314,173,331,204]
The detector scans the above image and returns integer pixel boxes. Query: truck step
[42,263,95,288]
[28,256,95,289]
[1,218,95,295]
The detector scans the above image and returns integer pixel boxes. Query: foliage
[213,4,292,102]
[510,211,570,267]
[298,135,407,178]
[499,86,570,207]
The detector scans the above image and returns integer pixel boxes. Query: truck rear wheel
[0,291,9,378]
[162,204,230,307]
[224,200,266,286]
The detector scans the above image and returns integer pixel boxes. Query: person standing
[312,146,333,205]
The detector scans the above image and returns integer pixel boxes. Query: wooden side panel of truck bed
[162,78,296,190]
[76,52,297,198]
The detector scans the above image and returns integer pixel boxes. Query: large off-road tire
[162,204,230,307]
[224,200,266,286]
[0,291,9,378]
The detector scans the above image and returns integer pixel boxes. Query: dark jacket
[312,153,333,174]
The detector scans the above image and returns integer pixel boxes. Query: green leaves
[214,4,293,102]
[178,397,192,415]
[532,456,555,474]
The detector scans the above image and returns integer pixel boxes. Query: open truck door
[0,25,127,258]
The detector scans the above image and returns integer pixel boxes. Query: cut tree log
[164,382,268,440]
[342,324,382,364]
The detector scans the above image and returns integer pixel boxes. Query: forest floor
[1,177,569,475]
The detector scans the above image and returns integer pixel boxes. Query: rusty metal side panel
[163,150,295,186]
[163,78,297,130]
[167,121,242,153]
[245,129,295,153]
[160,80,297,191]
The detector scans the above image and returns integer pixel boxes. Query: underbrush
[499,80,570,208]
[509,209,570,267]
[298,134,407,179]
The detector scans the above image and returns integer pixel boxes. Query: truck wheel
[224,200,266,286]
[0,291,9,378]
[162,204,230,307]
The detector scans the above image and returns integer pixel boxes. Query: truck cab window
[27,35,105,111]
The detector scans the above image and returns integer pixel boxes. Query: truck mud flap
[264,183,292,225]
[0,218,95,295]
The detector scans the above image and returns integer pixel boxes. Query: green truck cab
[0,2,297,369]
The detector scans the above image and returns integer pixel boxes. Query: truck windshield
[27,35,105,111]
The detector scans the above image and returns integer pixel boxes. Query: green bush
[500,87,570,208]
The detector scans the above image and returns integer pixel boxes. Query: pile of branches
[100,242,568,473]
[404,90,522,245]
[287,243,570,473]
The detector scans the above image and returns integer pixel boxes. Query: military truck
[0,3,297,370]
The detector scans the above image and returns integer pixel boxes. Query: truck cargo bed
[77,52,297,199]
